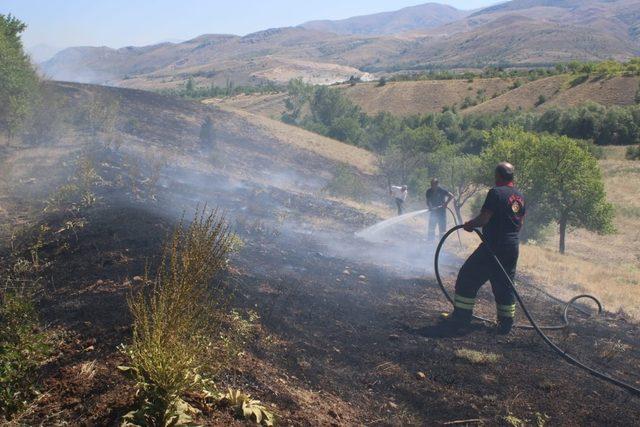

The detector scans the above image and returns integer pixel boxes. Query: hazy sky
[2,0,501,49]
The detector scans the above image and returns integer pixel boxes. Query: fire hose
[434,224,640,396]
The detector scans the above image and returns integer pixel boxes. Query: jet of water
[355,209,429,241]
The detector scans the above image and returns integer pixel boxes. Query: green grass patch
[455,348,500,365]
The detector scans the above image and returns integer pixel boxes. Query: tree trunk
[454,201,464,225]
[559,214,567,254]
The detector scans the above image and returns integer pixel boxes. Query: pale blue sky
[2,0,500,49]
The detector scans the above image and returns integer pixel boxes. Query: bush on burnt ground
[120,208,261,425]
[0,260,51,420]
[0,259,52,420]
[0,277,50,420]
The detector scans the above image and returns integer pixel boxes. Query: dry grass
[218,106,378,174]
[203,93,288,119]
[340,78,515,116]
[465,75,639,115]
[465,76,566,115]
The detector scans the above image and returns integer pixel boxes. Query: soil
[2,82,640,426]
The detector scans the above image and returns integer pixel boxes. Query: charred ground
[1,82,639,425]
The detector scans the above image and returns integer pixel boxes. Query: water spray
[356,206,461,247]
[434,225,640,396]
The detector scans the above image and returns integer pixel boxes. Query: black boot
[496,316,514,335]
[436,308,473,334]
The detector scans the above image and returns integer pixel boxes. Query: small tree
[427,148,483,223]
[483,127,614,253]
[282,78,313,124]
[199,116,216,147]
[377,76,387,87]
[185,77,195,95]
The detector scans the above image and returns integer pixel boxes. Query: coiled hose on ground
[434,224,640,396]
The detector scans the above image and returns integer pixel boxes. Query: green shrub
[535,94,547,106]
[121,208,256,425]
[626,145,640,160]
[0,262,51,420]
[569,74,589,87]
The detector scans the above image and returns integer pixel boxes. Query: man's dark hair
[495,162,515,182]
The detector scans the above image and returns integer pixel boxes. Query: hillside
[40,0,640,89]
[341,78,516,115]
[466,75,640,114]
[4,81,640,425]
[210,74,640,118]
[300,3,468,35]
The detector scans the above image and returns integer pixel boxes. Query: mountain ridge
[41,0,640,88]
[300,3,469,35]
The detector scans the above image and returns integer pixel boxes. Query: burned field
[1,82,640,425]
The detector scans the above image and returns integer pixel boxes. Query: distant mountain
[41,0,640,89]
[300,3,468,35]
[27,43,62,63]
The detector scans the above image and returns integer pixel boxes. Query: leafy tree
[596,107,640,145]
[282,78,313,124]
[426,146,483,223]
[185,77,195,94]
[0,14,38,137]
[380,126,447,186]
[366,112,401,153]
[483,127,614,253]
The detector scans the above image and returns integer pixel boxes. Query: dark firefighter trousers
[428,208,447,241]
[395,198,404,215]
[453,244,518,321]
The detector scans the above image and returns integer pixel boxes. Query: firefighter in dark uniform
[443,162,525,335]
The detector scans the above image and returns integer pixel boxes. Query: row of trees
[284,80,640,157]
[386,58,640,84]
[158,78,282,100]
[283,80,618,253]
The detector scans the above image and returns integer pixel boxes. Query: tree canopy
[482,127,614,253]
[0,14,38,137]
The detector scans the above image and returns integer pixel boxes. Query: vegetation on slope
[0,14,38,138]
[282,79,624,251]
[387,58,640,83]
[158,78,283,101]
